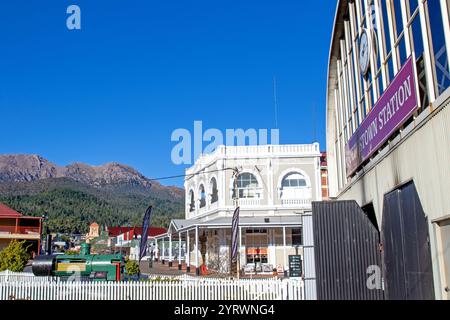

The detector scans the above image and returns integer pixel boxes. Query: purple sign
[345,55,418,176]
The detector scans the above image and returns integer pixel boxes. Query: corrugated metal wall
[302,214,317,300]
[312,201,384,300]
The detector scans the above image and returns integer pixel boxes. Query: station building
[326,0,450,299]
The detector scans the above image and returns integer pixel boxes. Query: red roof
[0,203,22,217]
[107,226,167,238]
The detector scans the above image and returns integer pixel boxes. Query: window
[246,229,267,234]
[381,0,392,55]
[292,228,302,246]
[199,185,206,208]
[282,173,307,187]
[392,0,404,38]
[409,4,430,110]
[390,0,408,73]
[426,0,450,95]
[409,0,418,14]
[210,178,218,204]
[236,173,261,199]
[188,190,195,212]
[280,172,311,200]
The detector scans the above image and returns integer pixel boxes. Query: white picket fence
[0,273,303,300]
[0,270,59,283]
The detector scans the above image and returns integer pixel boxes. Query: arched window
[210,178,218,204]
[280,172,311,200]
[199,184,206,208]
[189,190,195,212]
[282,173,307,188]
[236,173,261,199]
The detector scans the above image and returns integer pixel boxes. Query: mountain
[0,155,185,233]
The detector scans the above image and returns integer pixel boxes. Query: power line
[148,167,235,182]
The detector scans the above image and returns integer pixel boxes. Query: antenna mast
[273,75,279,129]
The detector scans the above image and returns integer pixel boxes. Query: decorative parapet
[186,144,320,175]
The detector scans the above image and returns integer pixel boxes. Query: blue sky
[0,1,336,186]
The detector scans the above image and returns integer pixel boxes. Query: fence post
[302,280,305,300]
[282,280,288,300]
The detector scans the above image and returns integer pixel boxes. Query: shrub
[125,259,140,276]
[0,240,31,272]
[64,250,79,255]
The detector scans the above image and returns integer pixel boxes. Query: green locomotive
[32,243,125,281]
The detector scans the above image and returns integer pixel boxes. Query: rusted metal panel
[312,200,384,300]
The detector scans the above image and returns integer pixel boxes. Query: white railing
[217,144,320,158]
[0,278,303,300]
[0,270,58,283]
[280,199,312,207]
[238,198,262,207]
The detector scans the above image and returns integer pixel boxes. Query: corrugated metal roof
[0,203,22,217]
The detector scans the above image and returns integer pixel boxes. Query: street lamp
[41,212,52,255]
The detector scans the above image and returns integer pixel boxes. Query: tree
[125,259,140,276]
[0,240,31,272]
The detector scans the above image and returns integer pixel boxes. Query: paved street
[140,260,286,279]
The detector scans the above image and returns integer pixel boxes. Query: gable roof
[0,203,22,218]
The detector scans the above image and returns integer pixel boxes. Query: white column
[239,226,243,267]
[195,226,199,274]
[178,232,182,267]
[267,158,274,206]
[283,226,287,272]
[169,233,173,266]
[154,238,158,261]
[186,230,190,271]
[268,228,277,268]
[162,238,166,263]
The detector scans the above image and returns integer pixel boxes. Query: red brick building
[0,203,42,255]
[320,152,329,200]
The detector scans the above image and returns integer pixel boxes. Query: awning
[153,215,303,238]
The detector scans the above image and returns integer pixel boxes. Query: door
[437,219,450,299]
[382,182,435,300]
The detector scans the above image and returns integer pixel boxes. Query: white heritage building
[154,144,322,276]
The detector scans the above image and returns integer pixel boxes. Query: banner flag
[139,205,153,262]
[231,206,240,263]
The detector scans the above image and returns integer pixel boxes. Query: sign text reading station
[345,55,419,176]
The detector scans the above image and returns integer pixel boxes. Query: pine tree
[0,240,31,272]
